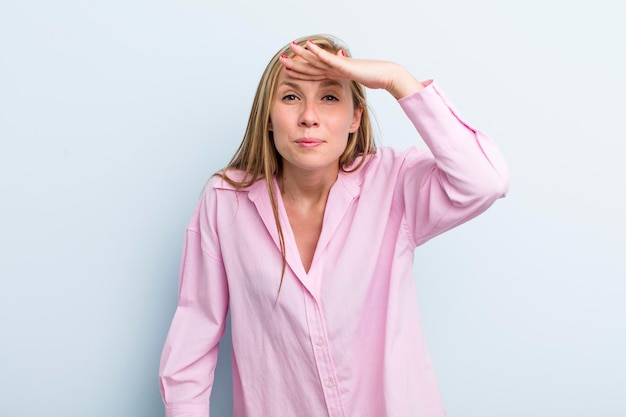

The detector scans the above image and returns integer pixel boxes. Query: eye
[322,95,339,102]
[282,94,299,101]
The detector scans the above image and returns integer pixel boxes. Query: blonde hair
[216,34,376,297]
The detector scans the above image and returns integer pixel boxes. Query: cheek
[330,113,356,136]
[269,121,289,154]
[268,110,289,135]
[331,104,358,130]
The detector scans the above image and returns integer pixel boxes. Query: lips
[295,138,324,148]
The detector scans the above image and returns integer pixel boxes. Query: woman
[159,34,509,417]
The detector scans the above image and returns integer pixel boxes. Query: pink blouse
[159,81,510,417]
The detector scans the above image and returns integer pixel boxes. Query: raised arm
[397,82,510,246]
[282,40,509,246]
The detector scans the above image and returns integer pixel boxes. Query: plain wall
[0,0,624,416]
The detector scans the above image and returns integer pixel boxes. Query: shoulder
[202,169,267,193]
[190,171,265,232]
[194,171,254,215]
[204,170,244,191]
[199,170,270,210]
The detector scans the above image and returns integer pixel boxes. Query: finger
[283,70,331,81]
[280,63,331,81]
[288,42,320,64]
[303,40,341,67]
[289,41,333,70]
[303,41,353,79]
[280,56,329,77]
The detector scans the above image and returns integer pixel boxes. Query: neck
[278,164,339,205]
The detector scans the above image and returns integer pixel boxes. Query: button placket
[303,291,345,417]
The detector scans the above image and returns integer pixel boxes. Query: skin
[272,40,425,272]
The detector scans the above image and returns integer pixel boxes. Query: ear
[349,105,363,133]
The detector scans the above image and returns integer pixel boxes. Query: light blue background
[1,0,624,416]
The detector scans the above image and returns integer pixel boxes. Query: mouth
[295,138,324,148]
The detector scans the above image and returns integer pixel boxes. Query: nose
[299,101,319,128]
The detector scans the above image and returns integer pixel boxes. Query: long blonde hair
[216,34,376,296]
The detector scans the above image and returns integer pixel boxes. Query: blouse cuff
[165,403,210,417]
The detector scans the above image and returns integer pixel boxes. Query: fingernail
[280,54,288,59]
[291,41,298,46]
[341,50,345,56]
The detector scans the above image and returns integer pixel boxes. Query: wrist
[386,64,425,99]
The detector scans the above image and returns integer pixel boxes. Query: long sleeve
[397,80,510,247]
[159,184,229,417]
